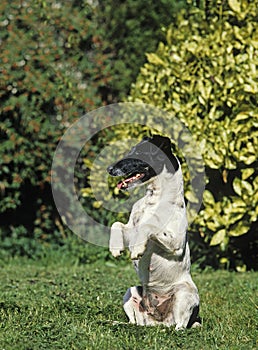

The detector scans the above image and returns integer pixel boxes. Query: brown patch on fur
[142,292,174,322]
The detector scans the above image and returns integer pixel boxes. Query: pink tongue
[117,178,130,189]
[117,173,144,189]
[117,176,136,189]
[117,182,124,189]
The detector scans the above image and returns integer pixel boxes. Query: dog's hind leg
[109,222,125,257]
[123,286,156,326]
[172,283,200,330]
[123,286,144,325]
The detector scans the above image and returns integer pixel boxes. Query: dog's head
[107,135,179,190]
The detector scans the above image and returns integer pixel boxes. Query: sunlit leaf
[241,180,254,196]
[233,178,242,196]
[146,53,167,66]
[210,229,226,246]
[229,222,250,237]
[185,190,199,203]
[228,0,241,13]
[203,190,215,205]
[241,168,255,180]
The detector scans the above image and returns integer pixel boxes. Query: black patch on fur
[107,135,179,189]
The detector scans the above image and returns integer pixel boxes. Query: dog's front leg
[129,224,154,260]
[109,222,125,257]
[149,230,187,257]
[149,213,188,257]
[130,240,148,260]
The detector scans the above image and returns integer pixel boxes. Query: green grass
[0,249,257,350]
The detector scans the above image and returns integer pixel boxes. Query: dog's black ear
[150,135,179,173]
[142,136,151,141]
[150,135,171,149]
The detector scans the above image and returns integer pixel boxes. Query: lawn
[0,247,257,350]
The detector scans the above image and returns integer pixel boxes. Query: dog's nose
[107,165,113,174]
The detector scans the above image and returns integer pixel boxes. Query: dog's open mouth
[117,172,145,190]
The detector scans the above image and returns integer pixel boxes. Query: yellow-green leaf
[93,201,103,209]
[83,158,93,168]
[185,190,199,203]
[229,222,250,237]
[203,190,215,205]
[235,112,250,121]
[146,53,166,66]
[206,221,220,231]
[241,168,255,180]
[220,257,229,264]
[228,0,241,13]
[233,178,242,196]
[241,180,254,196]
[210,229,226,246]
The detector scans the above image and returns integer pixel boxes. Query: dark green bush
[95,0,187,101]
[129,0,258,270]
[0,0,111,253]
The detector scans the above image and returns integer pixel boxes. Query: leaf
[228,0,241,13]
[235,112,250,121]
[166,26,173,46]
[205,152,223,169]
[232,198,247,208]
[228,211,245,225]
[185,190,199,203]
[241,180,254,196]
[146,53,166,67]
[240,155,256,165]
[220,257,229,264]
[203,190,215,205]
[207,221,220,231]
[83,158,93,168]
[93,201,103,209]
[210,229,226,246]
[241,168,255,180]
[229,222,250,237]
[81,188,92,197]
[225,156,237,170]
[233,178,242,196]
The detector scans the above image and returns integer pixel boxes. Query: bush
[0,0,111,253]
[129,0,258,269]
[95,0,187,101]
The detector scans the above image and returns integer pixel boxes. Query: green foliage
[0,0,111,249]
[95,0,187,101]
[130,0,258,269]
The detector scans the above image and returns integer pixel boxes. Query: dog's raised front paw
[130,244,146,260]
[110,248,123,258]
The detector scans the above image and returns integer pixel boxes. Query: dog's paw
[110,248,123,258]
[175,325,185,331]
[130,244,146,260]
[191,321,202,329]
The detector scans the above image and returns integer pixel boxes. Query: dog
[107,135,201,330]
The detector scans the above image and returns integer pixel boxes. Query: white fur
[110,165,200,329]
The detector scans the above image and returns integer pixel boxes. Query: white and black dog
[107,135,201,330]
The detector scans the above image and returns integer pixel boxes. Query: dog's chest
[130,196,160,227]
[137,246,189,294]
